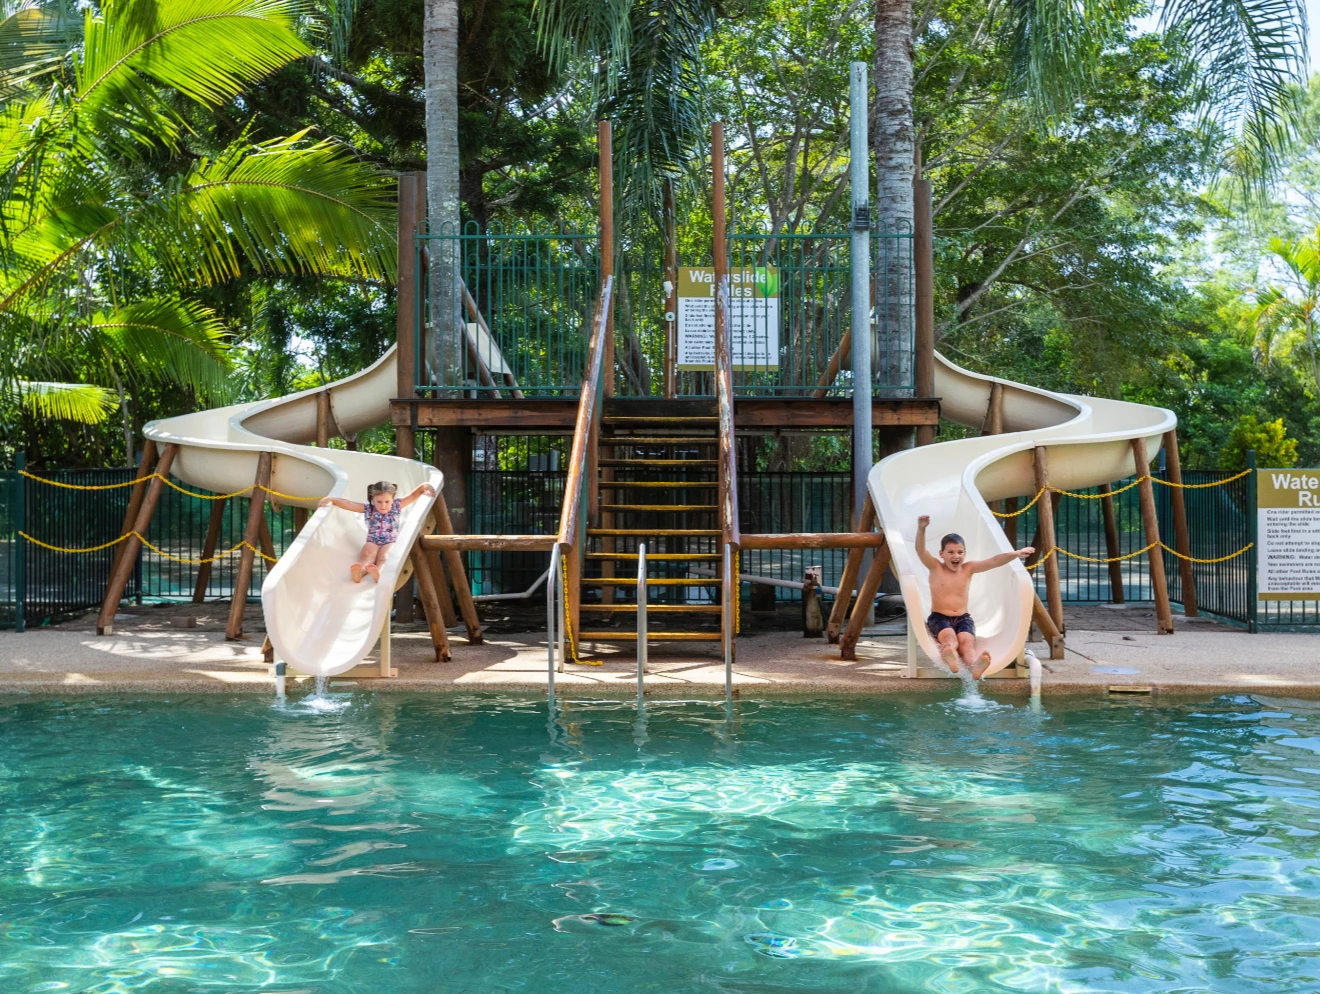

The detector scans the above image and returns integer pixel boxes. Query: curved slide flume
[871,352,1175,676]
[142,346,441,676]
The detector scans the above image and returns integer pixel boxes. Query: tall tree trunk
[872,0,915,394]
[424,0,464,396]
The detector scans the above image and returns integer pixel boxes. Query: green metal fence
[415,223,915,400]
[416,221,600,398]
[1,459,299,629]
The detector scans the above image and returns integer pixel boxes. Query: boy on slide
[915,515,1034,679]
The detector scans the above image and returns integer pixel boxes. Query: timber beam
[391,397,940,431]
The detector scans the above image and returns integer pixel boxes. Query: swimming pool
[1,689,1316,992]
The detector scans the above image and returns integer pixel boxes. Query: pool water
[2,690,1319,993]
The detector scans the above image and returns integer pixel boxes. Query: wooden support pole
[1099,483,1125,605]
[192,498,228,603]
[293,505,308,536]
[839,535,891,660]
[431,547,457,626]
[257,514,277,565]
[739,532,887,549]
[599,121,614,399]
[432,489,482,643]
[1132,436,1175,634]
[410,541,452,661]
[1033,445,1065,634]
[827,494,876,643]
[983,382,1004,436]
[98,443,177,635]
[421,534,559,551]
[1032,592,1066,660]
[226,453,272,641]
[1163,429,1198,617]
[913,175,936,446]
[316,391,332,449]
[108,438,159,583]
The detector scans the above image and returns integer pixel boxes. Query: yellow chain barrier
[559,555,601,666]
[992,467,1253,518]
[1022,540,1253,570]
[19,531,279,565]
[20,470,324,504]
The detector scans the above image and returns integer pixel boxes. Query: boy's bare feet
[350,564,363,583]
[365,564,381,583]
[940,645,960,672]
[971,651,992,680]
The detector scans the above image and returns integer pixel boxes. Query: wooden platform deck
[391,396,940,431]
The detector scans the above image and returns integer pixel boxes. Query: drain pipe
[274,660,286,699]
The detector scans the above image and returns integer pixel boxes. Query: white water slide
[871,352,1175,676]
[143,346,440,677]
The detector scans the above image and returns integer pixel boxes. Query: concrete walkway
[0,602,1314,697]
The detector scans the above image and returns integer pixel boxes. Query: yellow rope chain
[993,468,1253,517]
[559,555,600,666]
[19,531,279,565]
[1023,540,1253,571]
[20,470,323,504]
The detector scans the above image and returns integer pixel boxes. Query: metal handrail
[557,276,614,549]
[636,542,647,702]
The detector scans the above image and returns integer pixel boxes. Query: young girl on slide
[319,481,435,583]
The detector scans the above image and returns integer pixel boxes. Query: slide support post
[1032,446,1065,635]
[1132,437,1175,634]
[99,443,178,636]
[1163,429,1198,617]
[226,451,272,641]
[1099,483,1124,604]
[193,497,228,603]
[826,493,876,643]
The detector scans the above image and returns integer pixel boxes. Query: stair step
[578,631,722,641]
[603,436,718,445]
[604,416,718,424]
[587,552,721,561]
[599,459,718,466]
[598,480,719,488]
[599,504,716,512]
[583,572,718,580]
[583,604,722,614]
[589,528,721,537]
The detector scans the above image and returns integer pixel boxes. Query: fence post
[14,452,24,633]
[1132,436,1175,634]
[1248,448,1258,633]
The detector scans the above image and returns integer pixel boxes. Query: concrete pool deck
[0,601,1315,696]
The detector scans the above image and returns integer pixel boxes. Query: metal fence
[1,464,298,629]
[416,222,600,398]
[467,471,565,596]
[417,223,915,401]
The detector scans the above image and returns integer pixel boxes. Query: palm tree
[1255,226,1320,393]
[0,0,396,461]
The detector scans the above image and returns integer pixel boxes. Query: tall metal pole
[849,62,873,530]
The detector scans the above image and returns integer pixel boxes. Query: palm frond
[77,0,309,109]
[0,1,80,100]
[133,133,396,286]
[1002,0,1127,122]
[534,0,635,89]
[1162,0,1308,186]
[89,297,231,395]
[16,378,116,422]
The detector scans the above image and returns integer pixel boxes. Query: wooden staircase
[577,411,727,647]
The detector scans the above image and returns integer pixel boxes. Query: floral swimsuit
[363,498,402,546]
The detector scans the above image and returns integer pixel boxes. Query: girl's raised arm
[318,496,365,512]
[399,483,437,508]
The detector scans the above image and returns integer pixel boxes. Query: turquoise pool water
[2,690,1319,992]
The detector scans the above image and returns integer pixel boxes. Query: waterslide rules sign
[1259,470,1320,600]
[677,267,780,370]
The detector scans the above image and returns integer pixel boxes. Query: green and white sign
[1258,469,1320,600]
[676,266,780,370]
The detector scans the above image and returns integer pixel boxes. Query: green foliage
[1222,414,1299,469]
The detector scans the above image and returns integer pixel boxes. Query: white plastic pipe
[1026,649,1042,696]
[474,566,550,602]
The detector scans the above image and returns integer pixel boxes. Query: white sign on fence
[1258,469,1320,600]
[676,266,780,370]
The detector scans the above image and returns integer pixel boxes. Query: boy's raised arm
[967,546,1035,573]
[914,516,942,570]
